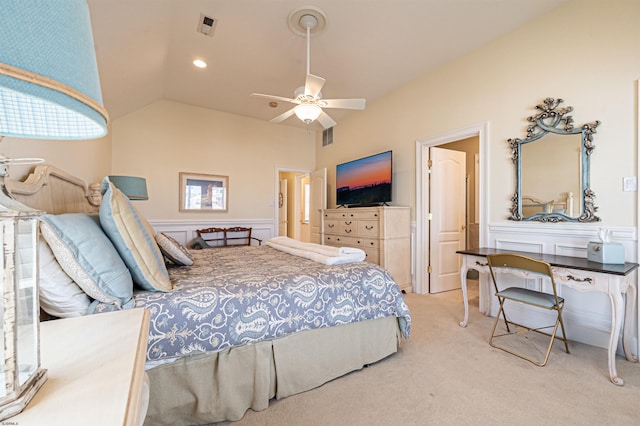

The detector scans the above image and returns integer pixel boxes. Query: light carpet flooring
[218,284,640,425]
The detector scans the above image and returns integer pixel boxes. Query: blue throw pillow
[40,213,134,311]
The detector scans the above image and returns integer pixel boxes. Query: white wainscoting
[486,222,638,356]
[149,219,276,246]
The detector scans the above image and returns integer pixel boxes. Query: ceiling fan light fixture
[294,103,322,124]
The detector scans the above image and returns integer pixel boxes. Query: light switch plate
[623,176,637,192]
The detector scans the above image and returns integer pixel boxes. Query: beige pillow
[99,177,172,291]
[156,233,194,266]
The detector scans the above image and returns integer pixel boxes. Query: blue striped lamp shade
[108,176,149,200]
[0,0,108,139]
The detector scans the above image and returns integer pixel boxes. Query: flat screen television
[336,150,392,206]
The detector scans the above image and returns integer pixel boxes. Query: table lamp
[108,176,149,200]
[0,1,108,419]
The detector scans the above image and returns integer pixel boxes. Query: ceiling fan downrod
[299,14,317,76]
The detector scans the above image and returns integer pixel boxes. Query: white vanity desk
[457,247,638,386]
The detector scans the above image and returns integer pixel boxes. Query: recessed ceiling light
[193,59,207,68]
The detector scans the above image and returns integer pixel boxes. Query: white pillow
[156,232,193,266]
[38,239,91,318]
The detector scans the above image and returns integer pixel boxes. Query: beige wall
[2,0,637,230]
[110,100,315,220]
[316,0,640,227]
[1,133,111,184]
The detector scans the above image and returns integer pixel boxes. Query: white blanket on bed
[266,236,366,265]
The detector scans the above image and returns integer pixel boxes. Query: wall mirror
[508,97,600,222]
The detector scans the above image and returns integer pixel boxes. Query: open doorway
[277,169,311,242]
[415,122,488,295]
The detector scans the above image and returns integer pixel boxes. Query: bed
[6,164,411,426]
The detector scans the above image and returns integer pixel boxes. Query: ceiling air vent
[322,127,333,146]
[197,14,217,36]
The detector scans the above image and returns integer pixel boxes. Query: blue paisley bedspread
[95,245,411,362]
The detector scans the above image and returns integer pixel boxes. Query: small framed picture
[179,172,228,212]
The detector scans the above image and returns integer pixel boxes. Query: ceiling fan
[251,8,365,129]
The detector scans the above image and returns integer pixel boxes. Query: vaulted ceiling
[87,0,567,129]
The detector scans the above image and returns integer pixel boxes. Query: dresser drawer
[338,223,357,235]
[324,220,339,233]
[324,235,339,246]
[358,220,379,237]
[347,210,380,220]
[325,235,359,247]
[324,211,349,221]
[364,248,380,264]
[356,238,378,250]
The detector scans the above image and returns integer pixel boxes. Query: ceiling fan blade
[270,107,296,124]
[304,74,325,98]
[316,110,336,129]
[251,93,299,104]
[321,98,366,110]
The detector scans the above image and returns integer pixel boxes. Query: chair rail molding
[488,222,636,259]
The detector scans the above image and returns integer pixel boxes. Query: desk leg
[607,289,625,386]
[622,279,638,363]
[459,257,469,328]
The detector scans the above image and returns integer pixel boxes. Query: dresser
[322,206,411,292]
[9,308,151,425]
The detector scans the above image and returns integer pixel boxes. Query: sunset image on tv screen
[336,151,392,205]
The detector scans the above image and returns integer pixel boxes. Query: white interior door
[278,179,288,236]
[429,147,466,293]
[309,168,326,244]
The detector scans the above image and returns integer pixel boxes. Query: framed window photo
[179,172,228,212]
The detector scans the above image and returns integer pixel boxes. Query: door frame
[414,122,489,294]
[275,167,310,240]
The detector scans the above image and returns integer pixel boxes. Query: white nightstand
[8,308,150,425]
